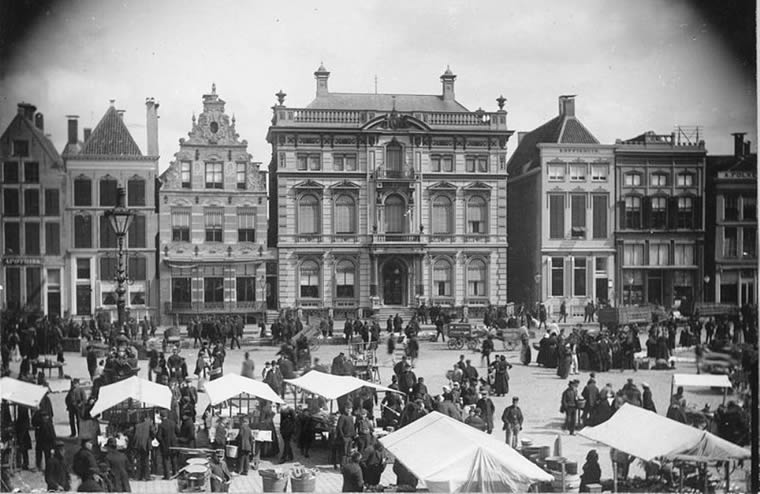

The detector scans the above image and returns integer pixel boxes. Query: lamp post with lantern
[703,275,711,302]
[105,187,134,334]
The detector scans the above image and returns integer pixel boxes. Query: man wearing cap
[209,450,231,493]
[502,397,524,448]
[581,375,599,426]
[642,383,656,412]
[156,410,179,479]
[133,415,154,481]
[65,378,87,437]
[72,438,100,487]
[105,437,131,492]
[463,360,479,388]
[476,390,496,434]
[335,404,356,466]
[561,380,579,435]
[45,440,70,491]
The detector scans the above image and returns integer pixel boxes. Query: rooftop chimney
[34,113,44,131]
[17,102,37,121]
[145,97,159,157]
[66,115,79,145]
[314,63,330,97]
[83,128,92,142]
[732,132,746,157]
[744,140,751,156]
[440,65,456,101]
[559,95,576,117]
[116,109,125,119]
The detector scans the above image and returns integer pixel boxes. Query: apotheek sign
[717,171,755,179]
[2,258,43,266]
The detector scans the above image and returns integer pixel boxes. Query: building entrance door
[382,260,406,305]
[647,273,663,305]
[595,278,608,304]
[741,279,755,306]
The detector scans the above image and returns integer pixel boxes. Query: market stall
[671,374,732,406]
[0,377,49,409]
[379,411,553,493]
[204,373,284,416]
[89,374,172,427]
[579,404,750,492]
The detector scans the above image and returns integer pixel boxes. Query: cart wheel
[309,339,320,351]
[455,338,465,350]
[466,339,479,351]
[447,340,458,350]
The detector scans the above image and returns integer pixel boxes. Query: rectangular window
[171,209,191,242]
[127,215,146,248]
[743,227,757,258]
[333,154,357,171]
[76,285,91,315]
[595,257,607,272]
[569,164,586,181]
[308,154,321,171]
[625,196,641,229]
[101,291,116,305]
[131,291,146,304]
[724,227,738,257]
[128,256,147,281]
[591,164,608,181]
[172,278,191,304]
[181,162,192,188]
[99,257,116,281]
[571,194,586,238]
[624,173,641,186]
[25,267,41,310]
[24,222,40,255]
[651,173,668,187]
[6,268,20,310]
[238,208,256,242]
[549,194,565,239]
[674,244,694,265]
[649,242,669,266]
[574,257,587,296]
[45,223,60,255]
[205,163,223,189]
[677,197,694,229]
[24,189,39,216]
[4,223,19,254]
[3,188,19,216]
[236,163,247,189]
[44,189,59,216]
[724,195,739,221]
[433,264,451,297]
[74,215,92,248]
[204,277,224,303]
[743,195,756,220]
[76,258,91,279]
[551,257,564,296]
[623,244,645,266]
[441,155,453,172]
[74,179,91,206]
[297,155,308,171]
[465,156,488,173]
[236,277,256,302]
[650,196,667,229]
[548,164,565,181]
[336,267,355,298]
[127,179,146,206]
[24,162,39,183]
[592,195,608,239]
[676,173,694,187]
[12,140,29,157]
[205,208,223,242]
[3,162,19,183]
[99,215,117,248]
[100,179,118,206]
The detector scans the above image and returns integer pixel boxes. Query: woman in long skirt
[519,327,532,365]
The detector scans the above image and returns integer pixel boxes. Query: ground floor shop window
[76,285,91,315]
[5,267,21,310]
[237,277,256,302]
[622,270,644,305]
[551,257,564,296]
[204,277,224,303]
[172,277,191,304]
[573,257,587,296]
[299,260,320,298]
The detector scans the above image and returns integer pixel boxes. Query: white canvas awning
[672,374,732,389]
[284,370,402,401]
[89,376,172,417]
[0,377,49,408]
[204,373,284,405]
[379,411,552,493]
[579,403,750,461]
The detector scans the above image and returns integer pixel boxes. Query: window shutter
[693,196,702,229]
[642,196,651,229]
[617,200,626,229]
[667,197,678,229]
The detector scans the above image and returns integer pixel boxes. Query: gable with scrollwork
[160,160,182,189]
[184,111,244,146]
[362,113,430,132]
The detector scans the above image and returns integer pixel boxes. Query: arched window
[467,196,487,234]
[127,177,146,206]
[385,194,406,233]
[335,195,356,234]
[467,259,486,297]
[298,194,320,234]
[433,259,452,296]
[336,260,356,298]
[100,177,118,207]
[386,139,402,175]
[299,260,320,298]
[432,196,453,234]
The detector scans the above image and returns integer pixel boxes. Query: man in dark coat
[65,378,87,437]
[476,391,496,434]
[86,346,98,379]
[642,383,656,412]
[335,404,356,465]
[502,397,524,448]
[133,415,154,481]
[463,360,479,388]
[45,440,70,491]
[237,416,254,475]
[561,380,579,435]
[15,405,32,470]
[72,439,100,484]
[178,412,196,448]
[156,411,178,479]
[33,410,57,471]
[581,376,600,425]
[105,438,131,492]
[341,451,364,492]
[279,406,297,463]
[398,365,417,399]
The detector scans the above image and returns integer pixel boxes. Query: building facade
[267,66,511,320]
[158,85,272,325]
[705,133,757,305]
[614,130,706,308]
[507,96,615,317]
[62,100,160,321]
[1,103,66,316]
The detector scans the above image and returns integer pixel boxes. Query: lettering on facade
[718,171,756,179]
[2,258,43,266]
[558,148,599,153]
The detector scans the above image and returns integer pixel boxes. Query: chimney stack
[559,95,576,117]
[145,97,159,157]
[66,115,79,145]
[17,102,37,121]
[440,66,456,102]
[314,63,330,97]
[116,109,125,119]
[744,141,751,156]
[84,128,92,141]
[34,113,44,131]
[732,132,746,157]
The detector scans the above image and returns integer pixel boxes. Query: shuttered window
[298,195,320,234]
[99,215,117,248]
[385,195,405,233]
[45,223,60,255]
[592,195,608,239]
[74,215,92,248]
[128,178,146,206]
[238,207,256,242]
[432,196,453,234]
[467,259,486,296]
[334,195,356,234]
[571,194,586,238]
[433,259,452,296]
[336,260,355,298]
[172,209,191,242]
[299,260,320,298]
[549,194,565,239]
[467,196,487,234]
[205,208,223,242]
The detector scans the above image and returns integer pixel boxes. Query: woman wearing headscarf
[580,449,601,492]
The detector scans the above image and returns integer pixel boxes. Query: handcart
[446,323,481,351]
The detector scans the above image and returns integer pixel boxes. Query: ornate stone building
[158,85,272,325]
[62,100,160,320]
[1,103,66,316]
[267,65,512,321]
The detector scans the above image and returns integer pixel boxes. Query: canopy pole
[679,461,684,494]
[725,460,730,492]
[670,377,674,406]
[722,387,727,406]
[613,458,618,493]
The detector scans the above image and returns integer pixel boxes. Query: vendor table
[36,360,64,379]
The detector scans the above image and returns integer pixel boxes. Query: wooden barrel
[565,461,578,475]
[551,472,580,493]
[538,445,551,460]
[522,446,542,458]
[544,456,565,472]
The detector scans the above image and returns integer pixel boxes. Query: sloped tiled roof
[707,153,758,174]
[306,93,470,112]
[507,114,599,176]
[3,114,63,166]
[80,106,143,156]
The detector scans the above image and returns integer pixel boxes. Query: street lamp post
[534,273,542,314]
[703,275,711,302]
[105,187,134,335]
[627,276,635,306]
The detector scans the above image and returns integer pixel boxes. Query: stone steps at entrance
[372,306,418,325]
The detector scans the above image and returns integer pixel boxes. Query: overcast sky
[0,0,755,172]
